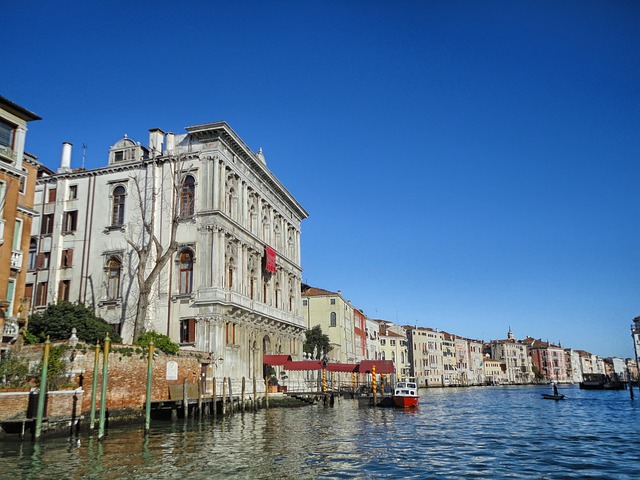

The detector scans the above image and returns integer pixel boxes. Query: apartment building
[0,96,46,354]
[522,337,568,383]
[301,286,356,363]
[486,328,533,384]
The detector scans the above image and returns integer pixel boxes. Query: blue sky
[5,1,639,358]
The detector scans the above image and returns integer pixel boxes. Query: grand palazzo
[26,122,308,385]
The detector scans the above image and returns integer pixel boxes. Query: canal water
[1,385,638,479]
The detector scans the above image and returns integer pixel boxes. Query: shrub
[135,331,179,354]
[28,301,121,344]
[0,350,30,388]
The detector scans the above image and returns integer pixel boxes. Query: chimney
[165,132,175,155]
[59,142,72,172]
[148,129,165,158]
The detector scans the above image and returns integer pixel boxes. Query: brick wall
[1,341,205,419]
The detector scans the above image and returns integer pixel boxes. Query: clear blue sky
[5,1,639,358]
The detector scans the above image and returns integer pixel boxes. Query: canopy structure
[326,363,358,373]
[262,354,292,366]
[283,360,322,371]
[263,356,395,374]
[356,360,395,374]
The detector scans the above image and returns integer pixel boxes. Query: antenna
[82,143,87,169]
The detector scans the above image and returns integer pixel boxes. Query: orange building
[0,96,44,353]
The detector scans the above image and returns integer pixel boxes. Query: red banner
[265,245,276,273]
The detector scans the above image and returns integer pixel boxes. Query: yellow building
[301,286,356,363]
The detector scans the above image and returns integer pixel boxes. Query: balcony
[10,250,23,271]
[2,320,19,339]
[0,144,17,163]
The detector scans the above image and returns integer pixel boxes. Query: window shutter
[66,249,73,267]
[188,319,196,343]
[36,252,44,269]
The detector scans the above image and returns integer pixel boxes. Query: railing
[0,144,17,162]
[10,250,23,270]
[3,321,19,338]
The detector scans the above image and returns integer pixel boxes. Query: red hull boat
[393,381,419,408]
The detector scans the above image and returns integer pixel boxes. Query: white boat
[393,381,419,408]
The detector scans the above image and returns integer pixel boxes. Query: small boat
[541,394,565,400]
[393,381,419,408]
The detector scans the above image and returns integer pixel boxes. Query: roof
[356,360,395,375]
[301,287,339,297]
[380,329,404,338]
[263,354,292,366]
[326,363,358,373]
[0,95,41,122]
[284,360,322,371]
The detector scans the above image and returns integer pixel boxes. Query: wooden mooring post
[241,377,246,412]
[212,377,217,416]
[253,376,257,412]
[182,378,188,418]
[222,377,227,415]
[228,377,233,415]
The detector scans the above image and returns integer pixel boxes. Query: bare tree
[126,154,193,340]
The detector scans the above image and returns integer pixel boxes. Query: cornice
[184,122,308,220]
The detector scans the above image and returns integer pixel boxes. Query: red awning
[356,360,395,374]
[284,360,323,371]
[326,363,358,373]
[263,354,292,366]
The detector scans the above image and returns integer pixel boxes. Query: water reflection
[1,386,639,479]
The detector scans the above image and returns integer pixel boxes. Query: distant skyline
[5,1,639,358]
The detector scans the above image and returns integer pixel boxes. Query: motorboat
[393,381,419,408]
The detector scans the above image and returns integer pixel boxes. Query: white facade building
[26,122,308,387]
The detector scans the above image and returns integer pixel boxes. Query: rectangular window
[48,188,57,203]
[225,322,236,345]
[390,339,396,346]
[12,218,23,250]
[24,283,33,306]
[180,318,196,344]
[69,185,78,200]
[0,121,13,148]
[35,282,48,306]
[63,211,78,233]
[302,299,307,306]
[58,280,70,302]
[36,252,51,269]
[61,248,73,268]
[41,214,54,234]
[6,279,16,315]
[19,171,26,194]
[330,298,336,305]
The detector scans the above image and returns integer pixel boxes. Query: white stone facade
[26,122,308,387]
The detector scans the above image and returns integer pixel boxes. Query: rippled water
[1,385,638,479]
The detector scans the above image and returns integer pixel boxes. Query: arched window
[179,250,194,295]
[106,257,121,300]
[180,175,195,217]
[330,312,337,327]
[112,186,126,226]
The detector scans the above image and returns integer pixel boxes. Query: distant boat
[541,393,565,400]
[579,373,626,390]
[393,381,419,408]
